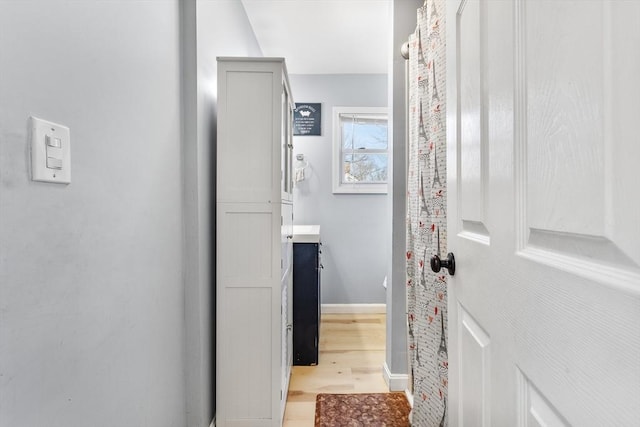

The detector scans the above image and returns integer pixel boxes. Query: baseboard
[321,303,386,314]
[383,361,408,391]
[405,389,414,408]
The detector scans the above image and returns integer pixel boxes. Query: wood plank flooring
[283,313,389,426]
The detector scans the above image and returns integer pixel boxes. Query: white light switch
[30,116,71,184]
[46,157,63,169]
[46,135,62,148]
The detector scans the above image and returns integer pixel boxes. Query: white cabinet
[216,57,294,427]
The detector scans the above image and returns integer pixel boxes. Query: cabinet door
[280,202,294,408]
[281,83,294,202]
[218,63,275,204]
[293,243,321,366]
[217,202,277,424]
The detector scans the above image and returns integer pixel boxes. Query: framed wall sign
[293,103,321,136]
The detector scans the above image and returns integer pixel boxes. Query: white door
[445,0,640,425]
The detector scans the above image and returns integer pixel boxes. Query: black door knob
[430,252,456,276]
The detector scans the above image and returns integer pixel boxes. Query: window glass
[333,107,388,194]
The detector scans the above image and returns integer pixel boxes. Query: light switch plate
[30,116,71,184]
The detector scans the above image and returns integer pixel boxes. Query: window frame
[332,106,389,194]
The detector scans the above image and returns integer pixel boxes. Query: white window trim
[332,106,389,194]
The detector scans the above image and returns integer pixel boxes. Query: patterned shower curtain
[406,0,447,425]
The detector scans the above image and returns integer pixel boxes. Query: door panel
[524,1,606,237]
[459,0,490,243]
[218,71,274,203]
[516,369,569,427]
[459,306,490,427]
[447,0,640,426]
[224,287,272,419]
[517,0,640,290]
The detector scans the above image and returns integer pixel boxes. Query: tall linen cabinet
[216,58,295,426]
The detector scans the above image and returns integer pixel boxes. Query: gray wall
[290,74,388,305]
[0,1,262,426]
[185,1,263,425]
[0,2,184,426]
[385,0,423,382]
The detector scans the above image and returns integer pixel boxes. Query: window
[332,107,389,194]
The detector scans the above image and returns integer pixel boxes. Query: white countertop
[292,225,321,243]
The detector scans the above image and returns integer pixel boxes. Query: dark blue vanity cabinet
[293,242,321,365]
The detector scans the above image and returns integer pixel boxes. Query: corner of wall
[383,361,409,392]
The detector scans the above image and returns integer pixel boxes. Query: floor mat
[314,392,410,426]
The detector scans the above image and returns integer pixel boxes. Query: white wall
[0,2,185,426]
[290,74,388,304]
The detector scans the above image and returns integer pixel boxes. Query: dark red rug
[314,392,410,426]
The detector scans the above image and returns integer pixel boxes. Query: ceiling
[241,0,391,75]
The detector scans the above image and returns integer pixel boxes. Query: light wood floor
[283,313,389,426]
